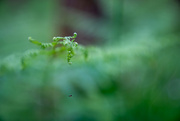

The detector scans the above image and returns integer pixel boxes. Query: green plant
[0,33,88,77]
[19,33,88,69]
[28,32,78,63]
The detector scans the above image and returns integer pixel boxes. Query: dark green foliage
[0,0,180,121]
[1,35,180,121]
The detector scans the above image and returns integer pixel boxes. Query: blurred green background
[0,0,180,121]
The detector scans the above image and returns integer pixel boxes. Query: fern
[28,32,85,65]
[0,32,87,73]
